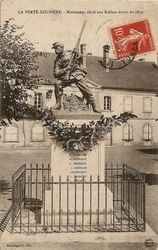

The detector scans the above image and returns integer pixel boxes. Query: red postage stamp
[110,20,155,59]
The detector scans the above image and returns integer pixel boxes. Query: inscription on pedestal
[51,143,104,178]
[70,153,87,177]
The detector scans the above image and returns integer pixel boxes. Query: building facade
[1,46,158,149]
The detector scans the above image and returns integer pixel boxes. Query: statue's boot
[91,103,101,113]
[53,96,62,110]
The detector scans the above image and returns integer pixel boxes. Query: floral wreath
[38,109,137,153]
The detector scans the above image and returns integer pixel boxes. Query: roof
[37,52,158,92]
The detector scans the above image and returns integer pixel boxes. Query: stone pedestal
[50,141,105,178]
[50,112,105,177]
[42,112,113,229]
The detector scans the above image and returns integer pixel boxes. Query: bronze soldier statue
[52,42,100,113]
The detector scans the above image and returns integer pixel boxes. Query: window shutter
[32,123,44,141]
[143,124,152,140]
[5,126,18,142]
[143,97,152,113]
[124,96,132,112]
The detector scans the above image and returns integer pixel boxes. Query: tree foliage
[0,18,38,124]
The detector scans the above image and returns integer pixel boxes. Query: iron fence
[11,164,26,232]
[105,163,145,232]
[11,162,145,233]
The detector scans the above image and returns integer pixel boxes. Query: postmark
[110,20,155,59]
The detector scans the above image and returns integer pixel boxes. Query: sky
[2,0,158,59]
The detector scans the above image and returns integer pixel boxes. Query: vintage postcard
[0,0,158,249]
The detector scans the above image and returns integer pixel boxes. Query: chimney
[103,45,110,72]
[80,44,87,69]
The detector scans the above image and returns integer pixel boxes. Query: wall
[99,89,158,146]
[0,119,51,149]
[1,85,158,148]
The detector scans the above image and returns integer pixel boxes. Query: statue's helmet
[52,42,64,49]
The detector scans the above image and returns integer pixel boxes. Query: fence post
[127,179,130,231]
[82,176,85,231]
[23,164,26,203]
[120,175,123,232]
[51,176,54,231]
[35,163,38,233]
[74,176,77,232]
[27,175,30,233]
[30,163,33,200]
[67,176,69,232]
[42,176,46,232]
[104,174,107,230]
[97,175,100,229]
[19,178,22,233]
[42,164,44,201]
[59,176,61,232]
[11,176,15,233]
[90,175,92,232]
[143,179,146,231]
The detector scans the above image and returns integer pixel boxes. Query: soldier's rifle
[66,20,87,80]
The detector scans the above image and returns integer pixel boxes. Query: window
[143,123,152,141]
[143,97,152,113]
[34,93,43,109]
[124,96,133,112]
[4,124,19,142]
[31,123,44,142]
[104,96,111,111]
[123,124,133,141]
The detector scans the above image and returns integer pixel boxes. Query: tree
[0,18,38,124]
